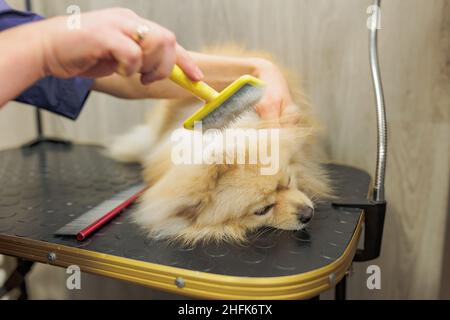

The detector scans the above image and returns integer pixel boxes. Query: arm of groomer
[0,19,49,106]
[92,51,294,119]
[0,8,202,110]
[0,2,94,119]
[93,51,259,98]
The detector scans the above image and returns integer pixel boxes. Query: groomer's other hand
[39,8,203,83]
[252,59,293,120]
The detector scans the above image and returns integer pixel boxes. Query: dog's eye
[254,204,275,216]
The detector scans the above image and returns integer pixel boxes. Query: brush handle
[170,65,219,102]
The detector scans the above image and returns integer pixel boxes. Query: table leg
[335,275,347,300]
[0,259,34,300]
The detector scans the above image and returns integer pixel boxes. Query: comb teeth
[201,84,265,130]
[54,183,146,236]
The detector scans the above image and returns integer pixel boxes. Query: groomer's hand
[38,8,203,84]
[252,59,293,120]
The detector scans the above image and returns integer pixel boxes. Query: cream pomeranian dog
[109,48,331,244]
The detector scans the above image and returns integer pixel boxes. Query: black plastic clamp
[332,199,386,262]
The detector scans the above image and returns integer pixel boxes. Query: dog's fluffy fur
[109,47,331,244]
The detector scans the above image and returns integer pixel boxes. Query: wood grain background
[0,0,449,299]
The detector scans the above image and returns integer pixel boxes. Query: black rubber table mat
[0,143,369,277]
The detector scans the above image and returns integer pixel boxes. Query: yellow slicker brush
[169,65,265,130]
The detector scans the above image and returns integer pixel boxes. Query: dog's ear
[172,200,203,223]
[133,192,206,241]
[134,164,222,223]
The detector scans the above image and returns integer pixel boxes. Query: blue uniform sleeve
[0,0,93,120]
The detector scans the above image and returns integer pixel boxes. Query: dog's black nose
[298,206,314,224]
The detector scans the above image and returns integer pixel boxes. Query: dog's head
[134,108,330,244]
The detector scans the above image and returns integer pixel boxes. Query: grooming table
[0,143,369,299]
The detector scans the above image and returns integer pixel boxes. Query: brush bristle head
[201,84,265,130]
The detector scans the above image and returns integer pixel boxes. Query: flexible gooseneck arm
[369,0,387,202]
[326,0,388,263]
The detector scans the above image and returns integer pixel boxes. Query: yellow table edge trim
[0,212,363,299]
